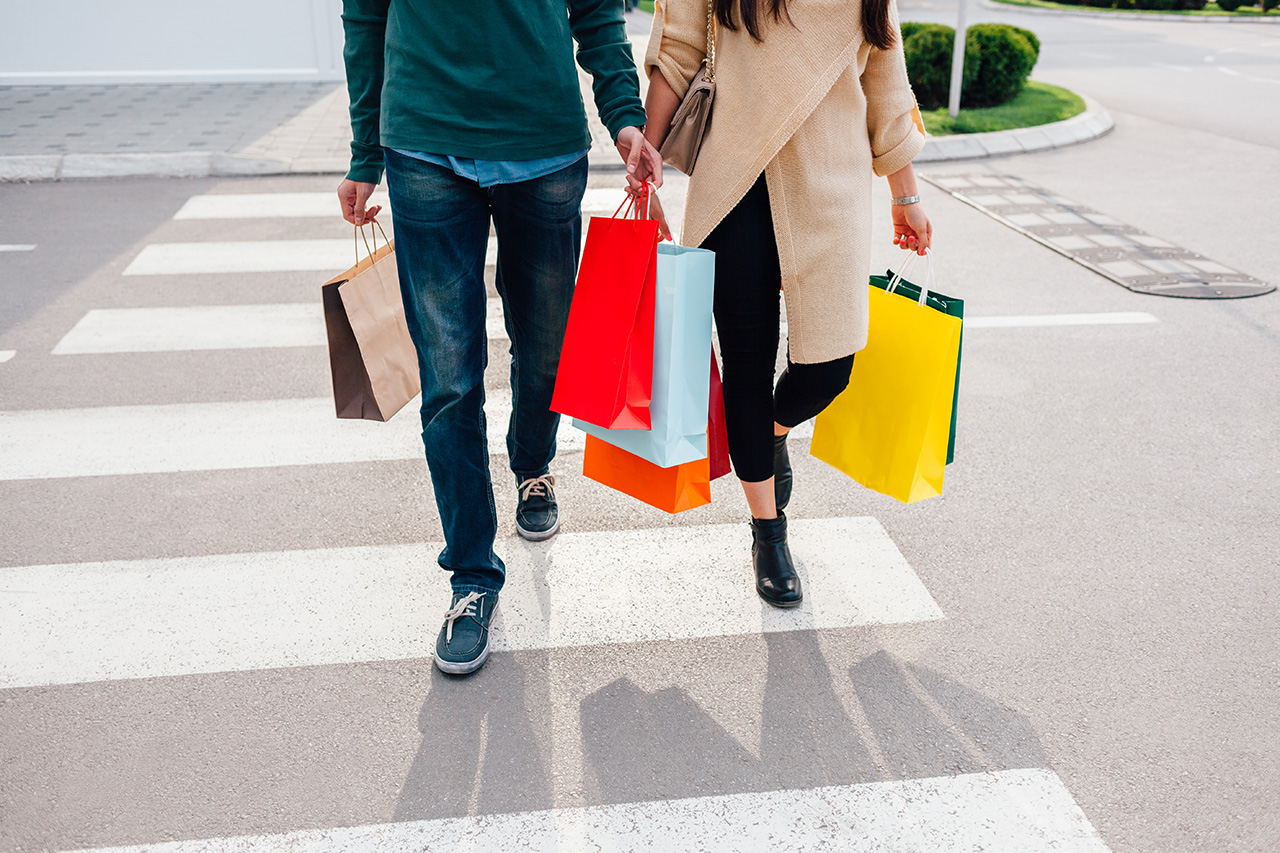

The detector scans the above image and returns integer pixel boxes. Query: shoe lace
[442,591,485,644]
[518,474,556,502]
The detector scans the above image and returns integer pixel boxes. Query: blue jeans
[384,148,587,594]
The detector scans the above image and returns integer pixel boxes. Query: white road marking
[0,244,36,252]
[171,189,625,219]
[173,192,345,220]
[122,237,498,275]
[1219,66,1241,77]
[71,769,1109,853]
[0,517,940,688]
[53,305,327,354]
[52,300,511,354]
[966,312,1157,328]
[0,350,14,362]
[0,392,580,481]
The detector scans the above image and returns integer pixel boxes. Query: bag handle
[353,220,391,264]
[612,183,655,222]
[886,248,936,308]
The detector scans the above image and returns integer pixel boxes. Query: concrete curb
[916,97,1114,163]
[980,0,1280,23]
[0,98,1115,182]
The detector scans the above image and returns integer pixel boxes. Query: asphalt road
[1,7,1278,853]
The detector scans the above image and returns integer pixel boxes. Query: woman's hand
[626,184,673,241]
[892,203,932,256]
[337,179,382,226]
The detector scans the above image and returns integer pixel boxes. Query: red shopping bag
[551,189,660,430]
[709,351,731,481]
[584,435,712,514]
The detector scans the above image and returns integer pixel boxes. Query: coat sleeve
[860,0,926,177]
[644,0,708,100]
[341,0,390,185]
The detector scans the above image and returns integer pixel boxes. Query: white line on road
[965,312,1158,329]
[71,769,1108,853]
[51,300,510,354]
[170,189,626,221]
[0,392,579,481]
[51,304,1155,356]
[173,192,345,219]
[0,350,14,362]
[52,305,328,354]
[0,244,36,252]
[122,238,499,275]
[0,517,941,688]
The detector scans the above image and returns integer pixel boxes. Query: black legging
[701,174,855,483]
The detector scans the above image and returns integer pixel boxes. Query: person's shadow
[579,633,1050,805]
[394,653,552,821]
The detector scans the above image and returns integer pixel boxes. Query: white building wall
[2,0,346,85]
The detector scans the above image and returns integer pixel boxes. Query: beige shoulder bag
[658,2,716,176]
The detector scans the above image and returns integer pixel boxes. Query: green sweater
[342,0,648,184]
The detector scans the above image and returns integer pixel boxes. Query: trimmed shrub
[902,23,1039,110]
[962,24,1040,107]
[1087,0,1115,7]
[903,28,979,110]
[1215,0,1243,9]
[1135,0,1179,8]
[1115,0,1137,8]
[1177,0,1209,9]
[1264,0,1278,12]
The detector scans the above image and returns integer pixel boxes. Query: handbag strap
[705,2,717,82]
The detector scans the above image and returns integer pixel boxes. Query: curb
[0,99,1114,182]
[916,96,1114,163]
[980,0,1280,22]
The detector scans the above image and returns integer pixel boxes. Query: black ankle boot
[773,433,793,512]
[751,512,802,608]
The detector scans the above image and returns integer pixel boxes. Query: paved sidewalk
[0,9,1110,182]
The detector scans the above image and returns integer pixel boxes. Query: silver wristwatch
[891,195,921,206]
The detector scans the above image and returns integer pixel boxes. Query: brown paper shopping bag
[322,228,419,422]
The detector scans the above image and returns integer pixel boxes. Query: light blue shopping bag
[575,242,715,467]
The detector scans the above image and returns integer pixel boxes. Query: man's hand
[337,179,382,226]
[615,126,663,191]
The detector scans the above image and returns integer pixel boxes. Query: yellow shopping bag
[809,254,962,503]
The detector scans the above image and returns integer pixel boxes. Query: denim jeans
[384,148,587,594]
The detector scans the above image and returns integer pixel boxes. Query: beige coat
[646,0,924,363]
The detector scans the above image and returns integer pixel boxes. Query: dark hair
[713,0,896,51]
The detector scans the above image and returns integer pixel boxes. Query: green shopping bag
[870,253,963,464]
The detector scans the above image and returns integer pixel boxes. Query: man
[337,0,662,676]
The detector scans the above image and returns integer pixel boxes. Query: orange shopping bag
[583,435,711,514]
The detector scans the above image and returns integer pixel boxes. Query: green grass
[920,81,1086,136]
[989,0,1272,16]
[638,0,656,12]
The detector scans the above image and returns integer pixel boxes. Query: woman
[643,0,933,607]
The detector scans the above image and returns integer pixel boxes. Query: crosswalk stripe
[71,769,1108,853]
[122,238,499,276]
[173,192,346,220]
[168,189,626,221]
[0,392,579,481]
[0,517,941,689]
[0,244,37,252]
[965,312,1157,328]
[51,301,512,354]
[52,305,327,354]
[0,350,14,363]
[51,302,1153,356]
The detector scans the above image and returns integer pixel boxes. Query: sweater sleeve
[568,0,648,142]
[341,0,390,185]
[861,0,926,177]
[644,0,708,100]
